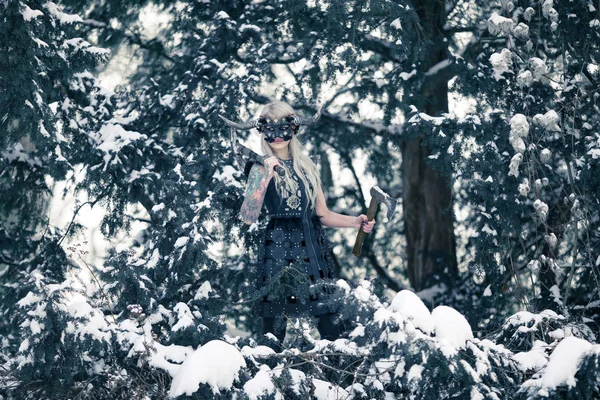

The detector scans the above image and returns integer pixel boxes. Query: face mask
[257,115,299,143]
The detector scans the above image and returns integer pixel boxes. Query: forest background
[1,0,600,398]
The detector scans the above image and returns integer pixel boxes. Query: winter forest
[2,0,600,398]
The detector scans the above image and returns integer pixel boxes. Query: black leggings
[261,313,342,343]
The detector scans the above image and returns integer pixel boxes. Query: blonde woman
[221,100,375,349]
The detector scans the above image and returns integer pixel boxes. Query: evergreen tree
[459,0,600,327]
[3,0,600,398]
[0,0,114,391]
[401,0,600,395]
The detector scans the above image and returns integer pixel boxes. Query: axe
[352,186,397,257]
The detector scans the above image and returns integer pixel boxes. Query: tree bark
[402,0,458,291]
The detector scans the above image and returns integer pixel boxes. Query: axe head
[370,186,397,221]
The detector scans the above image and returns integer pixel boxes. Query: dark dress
[251,157,338,318]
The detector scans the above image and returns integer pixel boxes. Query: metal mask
[257,115,299,143]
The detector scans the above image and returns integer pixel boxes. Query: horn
[296,104,324,126]
[218,114,258,130]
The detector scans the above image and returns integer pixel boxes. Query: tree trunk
[402,0,458,291]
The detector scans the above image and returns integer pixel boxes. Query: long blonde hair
[259,101,322,211]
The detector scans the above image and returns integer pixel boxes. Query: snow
[400,69,417,81]
[505,310,564,334]
[524,7,535,22]
[512,23,529,39]
[171,303,194,331]
[518,179,530,197]
[194,281,212,300]
[240,24,261,33]
[388,290,435,334]
[349,324,365,338]
[390,18,402,30]
[44,1,83,24]
[540,148,552,163]
[413,112,446,125]
[147,248,160,269]
[127,323,192,377]
[271,366,306,395]
[18,338,30,352]
[353,281,374,302]
[22,319,44,335]
[510,136,525,153]
[216,10,231,19]
[393,359,406,378]
[17,292,43,307]
[243,365,281,400]
[33,37,49,48]
[432,305,473,355]
[63,292,111,342]
[510,114,529,139]
[517,70,533,88]
[152,203,166,212]
[513,340,548,372]
[173,236,189,248]
[241,345,276,359]
[95,123,145,171]
[528,57,547,80]
[407,364,423,381]
[168,340,246,397]
[313,378,349,400]
[159,94,175,109]
[508,153,523,177]
[22,5,43,21]
[416,284,446,303]
[541,0,554,18]
[482,223,497,235]
[213,165,243,188]
[533,199,549,222]
[533,110,560,132]
[335,279,351,294]
[545,233,557,248]
[425,59,452,76]
[522,337,594,391]
[488,13,514,36]
[489,49,512,81]
[64,38,109,55]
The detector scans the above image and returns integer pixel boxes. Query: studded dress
[252,157,338,318]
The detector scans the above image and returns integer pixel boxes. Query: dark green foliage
[2,0,600,399]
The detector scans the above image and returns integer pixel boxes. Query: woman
[221,100,375,348]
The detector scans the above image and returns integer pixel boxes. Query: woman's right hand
[263,156,281,180]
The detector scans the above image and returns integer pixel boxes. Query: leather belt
[267,212,302,218]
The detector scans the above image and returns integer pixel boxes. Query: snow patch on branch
[169,340,246,397]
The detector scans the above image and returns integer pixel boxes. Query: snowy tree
[3,0,600,398]
[400,0,600,395]
[0,0,115,389]
[463,0,600,325]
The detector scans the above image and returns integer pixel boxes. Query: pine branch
[78,18,176,63]
[358,34,405,64]
[57,187,112,247]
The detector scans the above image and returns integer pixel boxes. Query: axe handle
[255,161,285,178]
[352,197,378,257]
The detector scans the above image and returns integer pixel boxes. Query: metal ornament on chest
[282,162,301,210]
[286,192,300,209]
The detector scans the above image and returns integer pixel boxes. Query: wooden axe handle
[352,196,378,257]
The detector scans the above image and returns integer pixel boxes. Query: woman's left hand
[355,214,375,232]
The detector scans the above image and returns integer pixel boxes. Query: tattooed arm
[240,158,279,224]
